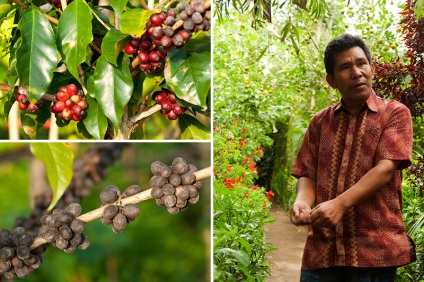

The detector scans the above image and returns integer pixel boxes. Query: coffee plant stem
[90,7,111,31]
[0,83,59,102]
[29,166,211,249]
[9,0,26,9]
[130,104,161,123]
[139,0,150,10]
[154,0,170,9]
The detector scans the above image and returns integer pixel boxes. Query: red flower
[227,165,232,172]
[243,157,249,165]
[241,128,247,134]
[266,190,275,201]
[239,138,245,147]
[249,162,257,172]
[252,185,259,190]
[256,145,263,152]
[213,123,217,131]
[241,191,249,200]
[262,202,267,210]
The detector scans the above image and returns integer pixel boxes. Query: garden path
[265,203,307,282]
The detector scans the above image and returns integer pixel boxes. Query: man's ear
[326,74,337,89]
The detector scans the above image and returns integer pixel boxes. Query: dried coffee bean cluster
[0,227,46,279]
[50,84,87,122]
[150,157,203,214]
[100,185,141,234]
[175,0,211,32]
[14,144,128,234]
[38,203,90,253]
[153,88,186,120]
[124,0,210,73]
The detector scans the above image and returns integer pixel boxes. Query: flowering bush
[213,120,275,281]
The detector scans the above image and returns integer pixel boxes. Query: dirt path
[265,203,308,282]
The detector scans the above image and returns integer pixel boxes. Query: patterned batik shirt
[292,90,414,270]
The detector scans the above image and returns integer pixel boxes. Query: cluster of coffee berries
[175,0,211,32]
[14,144,128,234]
[15,93,44,113]
[123,0,210,73]
[38,203,90,253]
[100,185,141,234]
[150,157,203,214]
[50,84,87,122]
[0,227,46,279]
[153,88,186,120]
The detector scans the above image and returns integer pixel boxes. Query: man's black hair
[324,34,372,76]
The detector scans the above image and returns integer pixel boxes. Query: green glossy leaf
[101,28,129,66]
[215,248,249,267]
[93,54,133,133]
[109,0,128,18]
[140,73,164,100]
[165,39,210,107]
[178,114,210,140]
[16,6,58,102]
[120,8,155,38]
[83,95,108,140]
[30,143,74,211]
[57,0,93,83]
[21,112,38,138]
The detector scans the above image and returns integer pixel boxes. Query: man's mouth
[352,82,366,89]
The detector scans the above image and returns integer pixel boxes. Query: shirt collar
[334,89,379,114]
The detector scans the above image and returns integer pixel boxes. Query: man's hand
[309,199,347,228]
[290,201,312,226]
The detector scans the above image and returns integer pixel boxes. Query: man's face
[326,46,375,107]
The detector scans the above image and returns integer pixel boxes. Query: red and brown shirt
[292,90,414,270]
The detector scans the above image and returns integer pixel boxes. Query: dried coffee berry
[100,189,119,204]
[122,204,140,220]
[123,185,142,198]
[112,213,127,233]
[103,205,119,220]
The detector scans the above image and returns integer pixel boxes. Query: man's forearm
[295,177,317,207]
[335,159,400,211]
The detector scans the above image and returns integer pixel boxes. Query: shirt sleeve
[291,115,319,181]
[375,103,413,170]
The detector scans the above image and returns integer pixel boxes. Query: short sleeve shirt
[292,90,413,270]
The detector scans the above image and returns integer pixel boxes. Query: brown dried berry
[100,189,119,204]
[59,226,73,241]
[70,233,82,246]
[70,219,85,234]
[14,265,29,278]
[59,211,75,225]
[78,234,90,250]
[17,246,30,260]
[188,194,200,204]
[39,226,58,243]
[65,203,82,217]
[180,171,196,185]
[164,194,177,207]
[151,187,165,199]
[122,204,140,220]
[186,185,199,198]
[18,234,34,247]
[172,159,188,175]
[169,174,182,186]
[183,18,195,30]
[0,247,15,260]
[156,198,165,206]
[194,180,204,189]
[176,198,187,209]
[188,164,198,172]
[162,184,176,195]
[151,161,172,177]
[112,213,127,233]
[55,236,69,250]
[101,216,113,226]
[175,186,190,200]
[64,245,77,254]
[167,206,179,214]
[0,259,11,272]
[123,185,142,198]
[46,215,61,228]
[149,176,168,188]
[11,256,24,268]
[103,205,119,220]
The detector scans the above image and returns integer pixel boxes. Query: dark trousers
[300,266,397,282]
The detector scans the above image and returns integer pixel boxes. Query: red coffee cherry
[67,84,78,96]
[124,43,136,55]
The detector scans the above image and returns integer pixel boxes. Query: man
[290,34,416,281]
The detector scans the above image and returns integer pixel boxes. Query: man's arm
[290,177,316,226]
[309,159,400,228]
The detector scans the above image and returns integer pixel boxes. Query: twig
[0,84,58,102]
[90,8,111,31]
[139,0,150,10]
[29,166,211,249]
[78,66,88,96]
[89,43,102,55]
[10,0,27,9]
[154,0,169,9]
[130,103,161,123]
